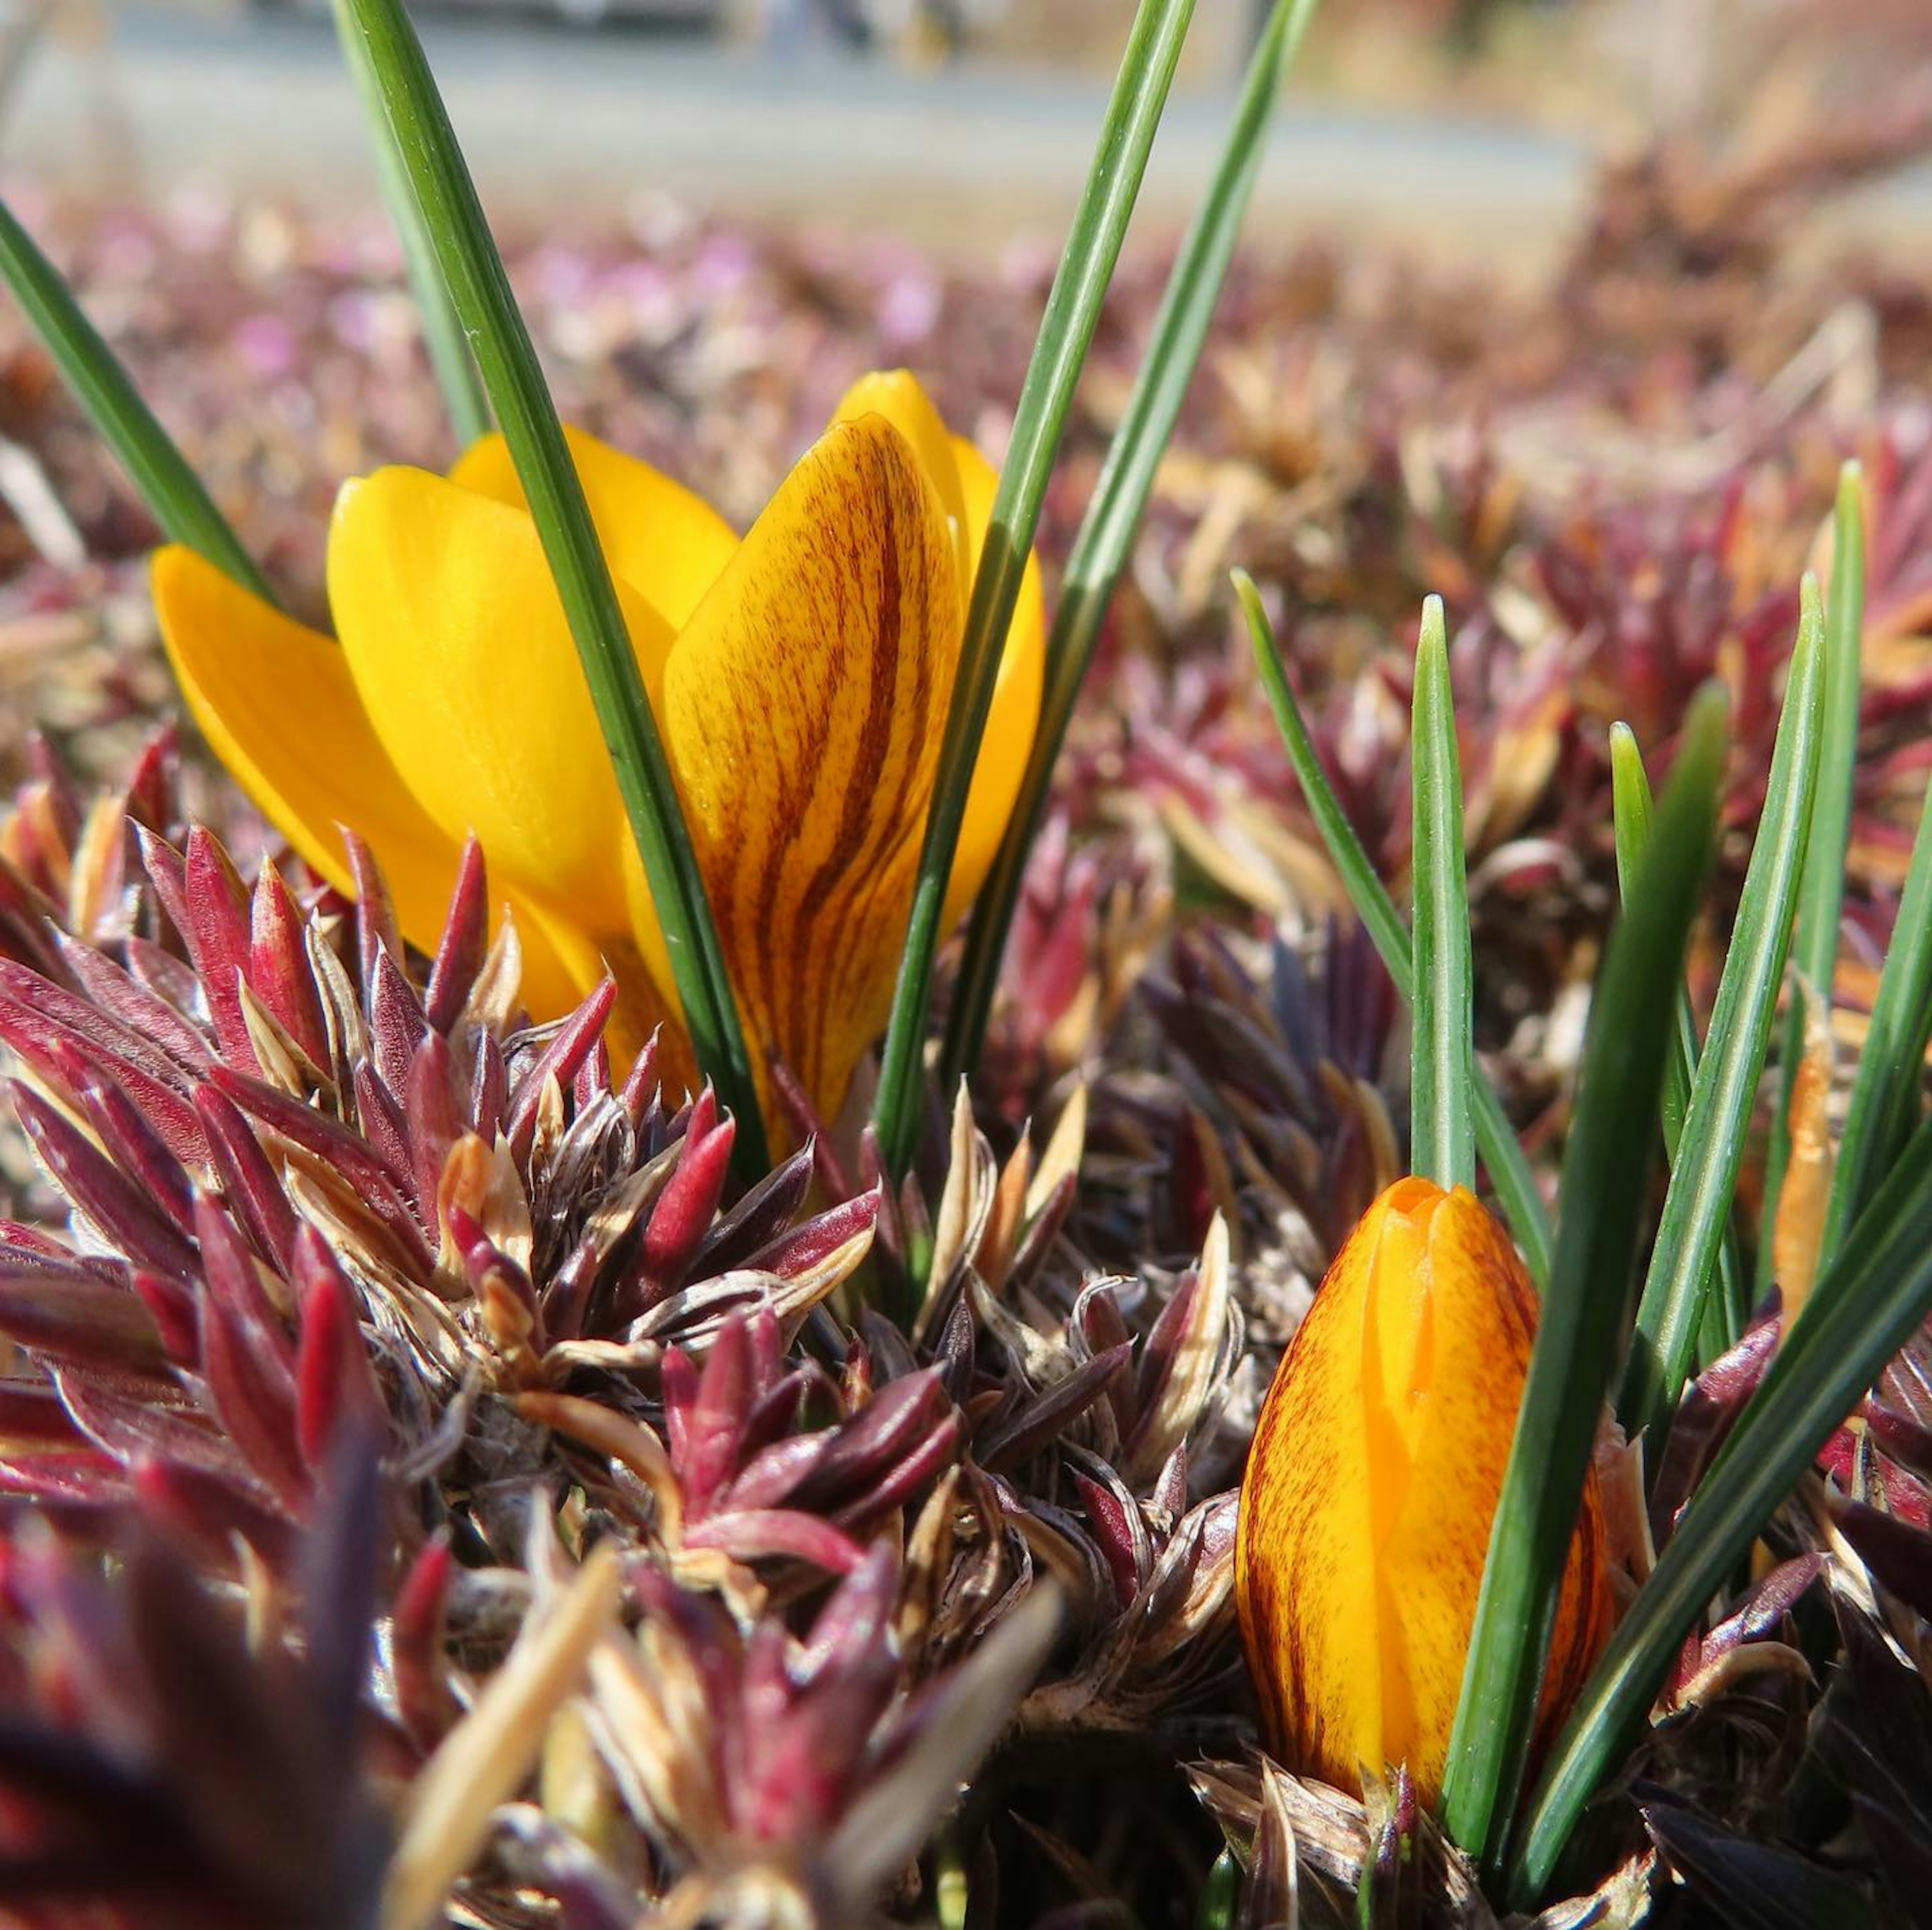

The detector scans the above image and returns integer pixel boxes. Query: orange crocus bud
[1235,1177,1613,1808]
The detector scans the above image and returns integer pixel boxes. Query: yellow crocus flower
[152,371,1043,1133]
[1235,1177,1613,1808]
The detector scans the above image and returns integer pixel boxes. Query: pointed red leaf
[424,838,487,1035]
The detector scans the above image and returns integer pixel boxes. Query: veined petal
[449,425,738,632]
[327,466,675,932]
[152,545,463,936]
[943,435,1045,928]
[832,371,969,584]
[652,413,960,1126]
[1234,1178,1612,1807]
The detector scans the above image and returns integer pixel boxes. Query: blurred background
[8,0,1932,250]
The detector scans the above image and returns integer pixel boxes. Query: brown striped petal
[646,413,960,1128]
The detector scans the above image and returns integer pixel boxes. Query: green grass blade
[1409,596,1475,1191]
[1619,581,1827,1447]
[0,198,272,603]
[939,0,1319,1093]
[1760,464,1864,1280]
[1824,761,1932,1253]
[337,0,764,1164]
[1237,572,1413,973]
[871,0,1199,1181]
[1236,571,1554,1283]
[335,4,492,449]
[1510,1104,1932,1905]
[1609,725,1748,1361]
[1438,685,1727,1872]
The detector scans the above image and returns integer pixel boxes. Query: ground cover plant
[2,2,1932,1925]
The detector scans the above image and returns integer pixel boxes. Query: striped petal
[650,413,960,1125]
[449,425,738,632]
[326,465,675,932]
[1235,1177,1613,1806]
[833,370,969,585]
[829,378,1042,926]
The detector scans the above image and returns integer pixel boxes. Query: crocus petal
[152,545,464,932]
[448,426,737,632]
[832,370,969,583]
[649,413,960,1126]
[153,546,603,1024]
[1234,1177,1613,1807]
[942,435,1045,928]
[327,465,675,932]
[512,891,686,1067]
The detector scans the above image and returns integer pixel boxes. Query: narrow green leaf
[1760,464,1864,1279]
[1620,582,1826,1447]
[1409,596,1475,1191]
[0,198,271,603]
[1439,685,1726,1872]
[335,1,492,450]
[872,0,1199,1181]
[1510,1103,1932,1905]
[1824,758,1932,1252]
[1235,571,1554,1283]
[940,0,1319,1092]
[337,0,765,1165]
[1608,724,1747,1362]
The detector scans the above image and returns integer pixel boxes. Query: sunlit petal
[512,888,687,1072]
[327,465,675,931]
[508,888,611,1022]
[154,545,616,1027]
[152,545,463,935]
[653,413,960,1126]
[449,425,738,631]
[943,435,1046,927]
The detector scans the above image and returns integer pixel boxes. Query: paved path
[7,10,1929,263]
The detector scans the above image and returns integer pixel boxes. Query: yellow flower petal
[511,889,689,1065]
[942,434,1045,928]
[152,544,462,932]
[448,425,737,632]
[153,545,605,1025]
[832,370,969,583]
[1234,1177,1613,1807]
[826,382,1044,924]
[652,413,960,1127]
[327,465,675,932]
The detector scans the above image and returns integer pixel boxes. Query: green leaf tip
[1410,593,1476,1193]
[1236,570,1553,1282]
[1621,585,1825,1446]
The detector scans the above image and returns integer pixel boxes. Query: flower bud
[1235,1177,1612,1806]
